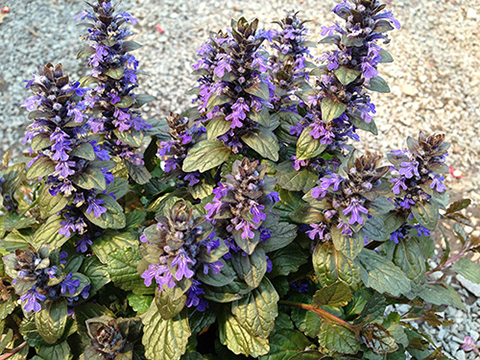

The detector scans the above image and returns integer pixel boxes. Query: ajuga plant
[1,1,479,360]
[76,0,153,184]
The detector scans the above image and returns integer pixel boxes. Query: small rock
[401,84,418,96]
[466,8,478,20]
[457,275,480,297]
[455,350,466,360]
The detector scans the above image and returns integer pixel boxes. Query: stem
[425,249,467,276]
[279,300,359,334]
[0,341,28,360]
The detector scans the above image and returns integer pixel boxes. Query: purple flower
[399,160,420,179]
[390,178,407,194]
[171,251,195,281]
[119,12,137,24]
[55,160,76,178]
[141,263,169,287]
[460,336,479,354]
[235,220,255,239]
[267,191,280,203]
[250,203,266,223]
[214,54,232,77]
[203,261,223,275]
[430,175,446,192]
[86,197,107,218]
[390,230,403,244]
[184,172,200,186]
[399,196,415,209]
[76,236,93,253]
[362,61,378,80]
[205,199,223,219]
[60,273,81,295]
[306,223,328,240]
[337,220,353,236]
[186,279,208,311]
[20,287,46,312]
[415,225,431,237]
[343,198,368,225]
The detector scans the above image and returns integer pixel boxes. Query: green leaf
[249,107,271,127]
[125,210,147,231]
[334,66,361,85]
[0,297,16,321]
[386,239,426,285]
[365,76,391,93]
[196,259,235,287]
[125,161,152,185]
[290,301,322,338]
[26,156,56,179]
[127,294,153,314]
[288,204,325,224]
[317,321,360,354]
[312,242,361,290]
[312,282,353,307]
[35,301,68,344]
[419,284,466,310]
[142,305,191,360]
[276,161,317,193]
[321,98,347,123]
[92,231,138,264]
[261,222,297,253]
[349,113,378,135]
[206,94,231,109]
[331,227,364,260]
[72,165,106,191]
[260,329,311,360]
[231,249,267,289]
[207,116,231,140]
[219,308,270,357]
[31,215,71,251]
[296,127,327,161]
[445,198,471,214]
[245,81,270,101]
[105,177,130,200]
[114,128,144,147]
[70,142,95,161]
[182,140,231,173]
[189,308,216,335]
[135,94,156,108]
[452,258,480,284]
[241,128,279,162]
[38,185,69,219]
[357,249,412,297]
[20,316,47,348]
[231,278,279,338]
[122,40,143,52]
[84,194,126,230]
[115,96,134,108]
[269,243,308,278]
[80,256,110,294]
[107,247,152,294]
[77,46,95,59]
[105,67,124,80]
[155,287,186,320]
[374,19,395,33]
[188,179,214,200]
[38,342,70,360]
[411,201,439,230]
[379,49,394,63]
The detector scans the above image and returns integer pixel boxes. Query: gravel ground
[0,0,479,358]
